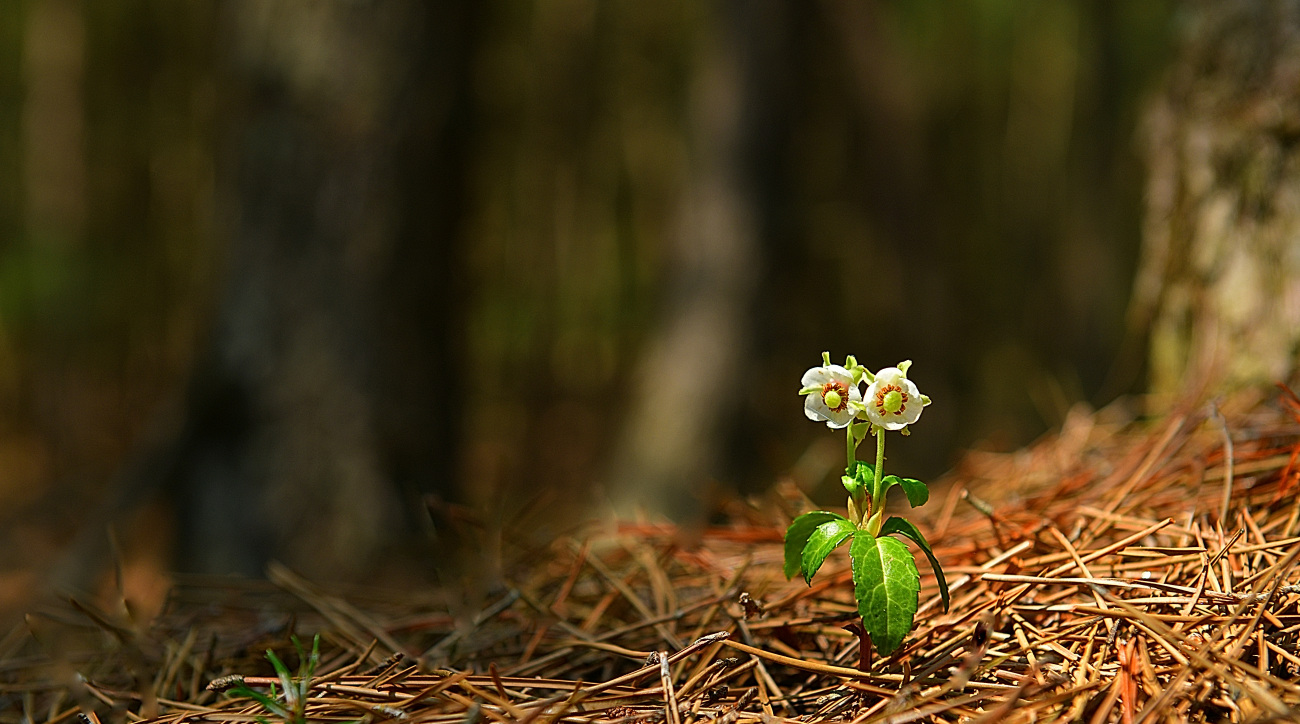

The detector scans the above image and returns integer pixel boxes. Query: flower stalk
[865,426,887,535]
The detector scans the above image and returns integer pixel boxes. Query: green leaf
[850,459,874,481]
[841,475,863,497]
[784,511,845,580]
[880,517,949,612]
[881,475,929,507]
[842,460,874,497]
[800,518,857,585]
[842,457,873,496]
[228,687,290,719]
[850,531,919,656]
[267,649,294,697]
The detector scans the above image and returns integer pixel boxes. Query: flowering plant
[788,353,948,657]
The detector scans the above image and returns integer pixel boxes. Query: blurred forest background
[0,0,1184,617]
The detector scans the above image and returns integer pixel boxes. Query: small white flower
[800,363,862,429]
[863,362,930,431]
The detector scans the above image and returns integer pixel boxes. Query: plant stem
[873,425,885,496]
[865,426,887,535]
[847,426,867,524]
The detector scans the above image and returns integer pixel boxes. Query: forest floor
[5,385,1300,724]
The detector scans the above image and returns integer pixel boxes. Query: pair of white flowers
[800,355,930,431]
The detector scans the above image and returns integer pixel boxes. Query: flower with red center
[863,363,929,431]
[800,362,862,429]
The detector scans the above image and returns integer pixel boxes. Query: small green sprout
[790,355,948,657]
[226,634,321,724]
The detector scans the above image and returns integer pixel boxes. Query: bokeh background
[0,1,1181,618]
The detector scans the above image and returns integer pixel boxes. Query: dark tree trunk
[37,1,483,584]
[606,0,784,520]
[159,1,478,578]
[1134,1,1300,402]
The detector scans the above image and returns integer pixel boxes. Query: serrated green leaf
[783,511,845,580]
[800,518,857,585]
[880,516,949,612]
[850,531,919,656]
[897,477,929,507]
[880,475,928,507]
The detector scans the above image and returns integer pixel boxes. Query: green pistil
[883,389,903,414]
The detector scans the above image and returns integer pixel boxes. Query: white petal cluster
[800,356,931,431]
[800,364,861,429]
[863,366,927,431]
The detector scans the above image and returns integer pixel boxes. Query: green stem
[873,425,886,496]
[866,426,887,535]
[846,425,865,524]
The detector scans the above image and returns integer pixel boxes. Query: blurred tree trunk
[607,0,784,520]
[1134,1,1300,402]
[55,1,474,581]
[158,1,478,578]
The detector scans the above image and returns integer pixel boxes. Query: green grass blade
[266,649,294,705]
[227,686,290,719]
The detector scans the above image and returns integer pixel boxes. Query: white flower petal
[801,363,860,429]
[800,364,851,388]
[874,367,906,385]
[800,368,830,387]
[864,366,926,430]
[804,390,850,428]
[823,409,857,429]
[895,378,924,425]
[804,397,827,422]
